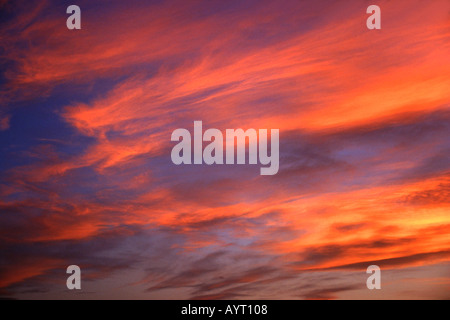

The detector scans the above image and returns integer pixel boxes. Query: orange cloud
[0,0,449,298]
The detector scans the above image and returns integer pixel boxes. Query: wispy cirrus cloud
[0,0,449,299]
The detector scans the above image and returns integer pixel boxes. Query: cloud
[0,114,10,131]
[403,182,450,206]
[307,250,450,272]
[0,0,449,299]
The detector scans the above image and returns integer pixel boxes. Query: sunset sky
[0,0,449,299]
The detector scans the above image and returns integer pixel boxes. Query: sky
[0,0,449,299]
